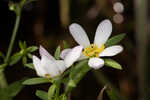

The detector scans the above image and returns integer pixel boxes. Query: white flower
[61,19,123,69]
[33,45,67,78]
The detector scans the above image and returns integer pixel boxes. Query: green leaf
[54,46,61,60]
[0,79,24,100]
[22,56,27,65]
[23,41,27,49]
[48,84,56,100]
[27,53,33,59]
[63,40,70,48]
[6,79,24,97]
[23,78,50,85]
[104,59,122,70]
[0,64,7,70]
[36,90,48,100]
[9,52,22,66]
[106,88,118,100]
[60,94,67,100]
[19,41,24,50]
[0,51,5,59]
[105,33,126,47]
[24,63,34,69]
[65,60,91,94]
[27,46,38,52]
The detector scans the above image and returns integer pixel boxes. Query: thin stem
[93,70,129,100]
[0,9,21,88]
[5,14,21,63]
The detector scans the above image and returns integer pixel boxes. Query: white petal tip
[88,58,104,69]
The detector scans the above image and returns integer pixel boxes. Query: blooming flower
[33,45,67,78]
[61,19,123,69]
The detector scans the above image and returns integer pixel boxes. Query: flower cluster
[33,19,123,78]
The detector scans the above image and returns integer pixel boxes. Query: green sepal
[104,59,122,70]
[23,78,50,85]
[105,33,126,47]
[54,46,61,60]
[48,84,57,100]
[36,90,48,100]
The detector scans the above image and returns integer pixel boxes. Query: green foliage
[23,78,50,85]
[24,63,34,69]
[104,59,122,70]
[48,84,57,100]
[27,46,38,52]
[9,41,38,66]
[9,52,22,66]
[63,40,70,49]
[0,51,5,59]
[65,60,91,94]
[105,33,126,47]
[36,90,48,100]
[0,79,24,100]
[54,46,61,60]
[60,94,67,100]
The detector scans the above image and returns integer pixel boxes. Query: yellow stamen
[83,44,104,58]
[45,74,51,78]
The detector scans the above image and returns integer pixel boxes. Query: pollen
[83,44,104,58]
[45,74,51,78]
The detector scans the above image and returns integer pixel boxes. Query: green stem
[5,14,21,63]
[0,8,21,88]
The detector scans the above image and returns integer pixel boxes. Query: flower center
[83,44,104,58]
[45,74,51,78]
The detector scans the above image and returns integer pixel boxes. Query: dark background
[0,0,139,100]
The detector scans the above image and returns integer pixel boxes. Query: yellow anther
[83,44,104,58]
[45,74,51,78]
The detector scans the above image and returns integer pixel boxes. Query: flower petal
[99,45,123,57]
[94,19,112,47]
[41,56,60,78]
[39,45,55,61]
[64,45,83,68]
[60,48,72,59]
[55,60,67,73]
[77,53,88,61]
[33,55,46,77]
[69,23,90,47]
[88,58,104,69]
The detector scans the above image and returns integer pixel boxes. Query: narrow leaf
[48,84,56,100]
[36,90,48,100]
[54,46,61,60]
[9,52,22,66]
[22,56,27,65]
[23,78,50,85]
[19,41,24,50]
[24,63,34,69]
[27,46,38,52]
[27,53,33,59]
[65,60,91,94]
[104,59,122,70]
[105,33,126,47]
[6,79,24,97]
